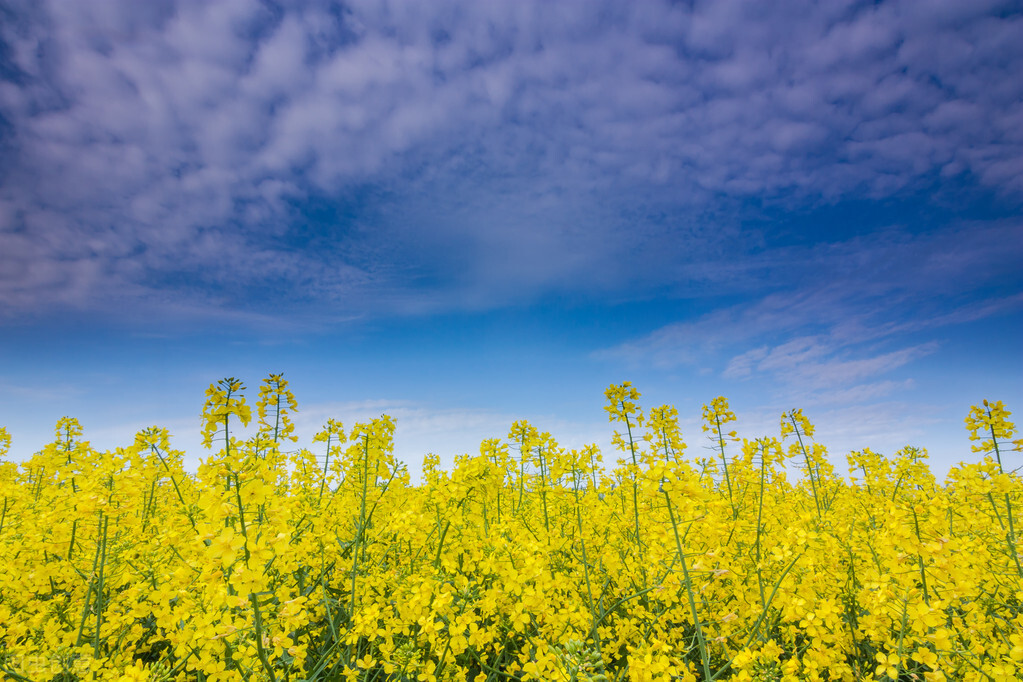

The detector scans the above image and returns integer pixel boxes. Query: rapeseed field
[0,375,1020,681]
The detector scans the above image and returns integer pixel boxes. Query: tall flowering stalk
[605,382,645,561]
[702,397,738,518]
[966,400,1023,577]
[782,408,825,519]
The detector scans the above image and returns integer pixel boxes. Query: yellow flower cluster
[0,376,1021,681]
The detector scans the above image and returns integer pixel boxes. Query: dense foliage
[0,376,1021,681]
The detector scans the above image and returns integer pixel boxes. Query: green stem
[911,507,930,604]
[713,550,803,680]
[755,444,767,612]
[790,414,822,519]
[249,593,278,682]
[573,470,602,654]
[538,446,550,537]
[74,512,105,648]
[67,518,77,560]
[149,442,200,534]
[517,430,527,515]
[988,416,1023,577]
[663,488,712,682]
[318,431,332,501]
[348,433,372,661]
[714,415,735,517]
[93,514,109,658]
[622,410,643,559]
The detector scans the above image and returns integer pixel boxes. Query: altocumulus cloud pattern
[1,0,1021,325]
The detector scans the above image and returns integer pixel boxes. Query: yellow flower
[911,646,938,668]
[118,663,150,681]
[875,652,900,679]
[208,526,245,568]
[1010,633,1023,661]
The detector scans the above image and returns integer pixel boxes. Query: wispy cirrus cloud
[599,217,1023,403]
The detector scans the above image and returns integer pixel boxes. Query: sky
[1,0,1021,478]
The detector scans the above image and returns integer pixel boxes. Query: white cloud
[598,216,1023,419]
[1,0,1021,324]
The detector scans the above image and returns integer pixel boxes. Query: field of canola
[0,375,1021,682]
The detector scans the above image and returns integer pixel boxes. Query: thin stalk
[1005,500,1023,578]
[318,431,332,501]
[140,478,157,533]
[714,414,735,517]
[714,550,803,680]
[33,467,44,502]
[93,515,109,657]
[481,494,489,537]
[150,443,199,534]
[573,469,602,654]
[358,437,371,563]
[910,507,930,604]
[492,452,503,525]
[662,488,712,682]
[537,445,551,536]
[860,463,873,496]
[621,410,643,557]
[272,393,282,444]
[232,472,252,564]
[892,592,910,682]
[434,519,452,570]
[348,434,372,660]
[74,511,105,648]
[249,593,278,682]
[67,518,77,560]
[988,417,1023,577]
[755,445,767,612]
[222,382,234,498]
[516,431,527,514]
[320,546,339,641]
[662,426,681,465]
[790,414,822,519]
[843,535,865,673]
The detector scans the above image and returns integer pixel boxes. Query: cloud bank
[1,0,1021,324]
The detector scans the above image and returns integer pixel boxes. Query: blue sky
[1,0,1021,476]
